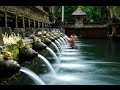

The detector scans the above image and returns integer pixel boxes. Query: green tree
[54,6,108,23]
[107,6,120,18]
[80,6,106,22]
[54,6,62,17]
[54,6,77,22]
[64,6,77,22]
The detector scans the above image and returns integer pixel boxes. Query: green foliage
[54,6,108,23]
[54,6,77,22]
[80,6,106,22]
[3,45,19,59]
[54,6,62,17]
[108,6,120,18]
[64,6,78,22]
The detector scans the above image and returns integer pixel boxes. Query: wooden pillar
[44,23,46,28]
[52,6,54,14]
[39,22,41,28]
[28,18,30,28]
[48,23,49,28]
[5,12,7,27]
[0,29,3,45]
[22,17,25,28]
[42,22,44,28]
[15,15,18,28]
[62,6,64,22]
[48,23,50,28]
[38,21,39,28]
[47,23,48,28]
[34,20,35,28]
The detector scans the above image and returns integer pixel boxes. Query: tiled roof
[72,9,86,16]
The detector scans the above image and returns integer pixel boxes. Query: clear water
[40,39,120,85]
[15,39,120,85]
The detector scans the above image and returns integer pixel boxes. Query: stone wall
[64,27,108,39]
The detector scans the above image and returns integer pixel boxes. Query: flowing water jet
[62,37,68,45]
[64,35,70,44]
[58,39,63,45]
[51,42,60,53]
[51,42,61,55]
[60,37,66,45]
[59,38,64,45]
[20,67,45,85]
[55,40,62,51]
[21,38,120,85]
[63,36,69,44]
[61,36,68,45]
[38,54,56,76]
[59,37,64,44]
[46,47,61,63]
[64,35,69,40]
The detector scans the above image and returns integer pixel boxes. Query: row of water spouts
[20,32,70,85]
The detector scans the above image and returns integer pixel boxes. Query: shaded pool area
[14,39,120,85]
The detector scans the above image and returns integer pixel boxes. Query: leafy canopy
[54,6,107,23]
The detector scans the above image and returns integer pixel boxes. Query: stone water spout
[18,47,38,63]
[31,35,60,64]
[0,59,21,78]
[0,46,21,78]
[32,39,47,51]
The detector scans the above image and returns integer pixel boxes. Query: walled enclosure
[0,6,52,29]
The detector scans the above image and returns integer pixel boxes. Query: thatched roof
[72,9,86,16]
